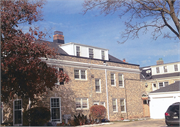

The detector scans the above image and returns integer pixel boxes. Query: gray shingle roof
[150,81,180,93]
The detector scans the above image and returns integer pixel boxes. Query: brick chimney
[156,58,164,65]
[53,31,64,44]
[123,58,126,62]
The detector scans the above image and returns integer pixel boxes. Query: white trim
[13,99,23,126]
[120,99,126,113]
[76,98,89,110]
[105,69,110,120]
[149,91,180,95]
[74,69,87,80]
[111,73,116,86]
[59,42,109,51]
[118,74,124,88]
[50,97,62,123]
[1,102,3,123]
[112,98,118,112]
[40,58,141,74]
[93,101,99,105]
[95,79,101,93]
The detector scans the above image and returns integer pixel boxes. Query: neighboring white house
[149,81,180,119]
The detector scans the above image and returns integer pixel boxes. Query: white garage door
[150,96,178,119]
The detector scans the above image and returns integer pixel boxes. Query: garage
[149,81,180,119]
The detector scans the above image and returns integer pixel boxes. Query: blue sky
[31,0,180,67]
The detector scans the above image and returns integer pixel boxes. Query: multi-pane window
[164,82,169,86]
[76,46,80,57]
[112,99,117,112]
[74,69,86,80]
[118,74,124,87]
[95,79,101,92]
[13,100,22,125]
[93,101,99,105]
[101,51,105,60]
[56,68,64,85]
[50,98,61,122]
[1,102,3,124]
[89,48,93,58]
[156,67,160,73]
[76,98,88,109]
[111,73,115,86]
[159,82,164,88]
[100,102,105,107]
[120,99,126,112]
[174,64,178,71]
[159,82,169,88]
[164,66,167,72]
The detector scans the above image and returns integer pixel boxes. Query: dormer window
[102,51,105,60]
[89,48,93,58]
[156,67,160,73]
[76,46,80,57]
[164,66,167,72]
[174,64,178,71]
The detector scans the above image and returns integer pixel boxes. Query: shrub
[89,105,106,122]
[23,107,50,126]
[73,113,87,125]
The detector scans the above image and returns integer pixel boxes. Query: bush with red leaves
[89,105,106,120]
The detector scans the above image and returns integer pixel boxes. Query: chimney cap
[54,31,63,35]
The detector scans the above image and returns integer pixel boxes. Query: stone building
[1,31,145,125]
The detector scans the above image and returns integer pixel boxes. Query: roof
[140,61,180,68]
[150,81,180,93]
[35,40,139,66]
[152,72,180,79]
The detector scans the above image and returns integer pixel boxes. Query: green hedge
[23,107,50,126]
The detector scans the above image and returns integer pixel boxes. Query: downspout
[105,66,110,120]
[124,79,128,119]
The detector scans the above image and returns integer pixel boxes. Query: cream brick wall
[2,55,144,123]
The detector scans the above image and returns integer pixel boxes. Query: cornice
[41,58,141,74]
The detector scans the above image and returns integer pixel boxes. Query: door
[143,99,150,117]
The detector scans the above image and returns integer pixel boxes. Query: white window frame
[111,73,116,86]
[101,51,105,60]
[158,82,169,89]
[76,98,89,110]
[89,48,94,58]
[13,99,22,126]
[156,67,160,73]
[120,99,126,113]
[118,74,124,88]
[55,68,64,85]
[1,102,3,124]
[100,102,106,107]
[74,69,87,80]
[174,64,178,71]
[93,101,99,105]
[76,46,80,57]
[50,97,62,123]
[95,79,101,93]
[112,99,118,112]
[163,66,168,73]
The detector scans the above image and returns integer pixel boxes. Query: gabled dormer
[59,42,109,60]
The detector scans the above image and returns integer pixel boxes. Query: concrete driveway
[101,119,167,127]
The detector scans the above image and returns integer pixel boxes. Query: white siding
[149,92,180,119]
[60,44,74,55]
[151,63,180,75]
[59,42,109,60]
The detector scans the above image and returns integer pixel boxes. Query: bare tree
[83,0,180,43]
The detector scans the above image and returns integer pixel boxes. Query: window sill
[76,108,89,110]
[95,92,102,93]
[113,111,118,113]
[121,111,126,113]
[75,79,87,81]
[119,86,124,88]
[111,85,116,87]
